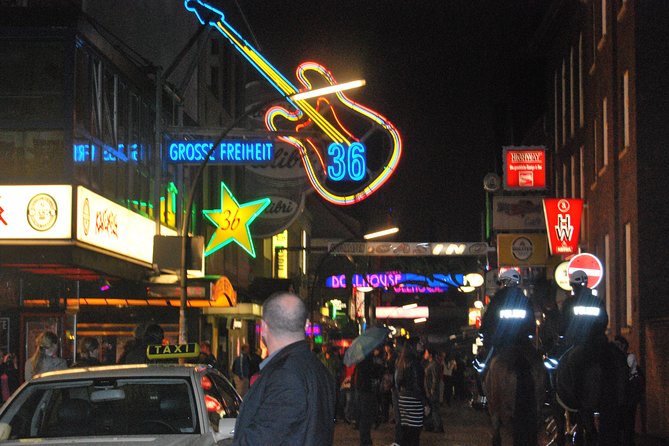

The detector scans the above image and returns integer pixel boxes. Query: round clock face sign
[27,194,58,232]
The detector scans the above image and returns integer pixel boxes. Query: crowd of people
[317,336,472,446]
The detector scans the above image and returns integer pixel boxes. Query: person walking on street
[615,335,645,446]
[120,323,165,364]
[72,337,101,367]
[423,348,444,433]
[198,340,218,368]
[232,292,336,445]
[353,351,383,446]
[443,352,457,405]
[1,352,20,402]
[24,331,67,381]
[232,344,251,397]
[395,338,425,446]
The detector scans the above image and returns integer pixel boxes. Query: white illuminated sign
[76,186,176,264]
[0,185,72,239]
[375,306,429,319]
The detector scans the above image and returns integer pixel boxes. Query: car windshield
[0,378,200,438]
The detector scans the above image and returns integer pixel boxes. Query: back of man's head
[263,292,307,338]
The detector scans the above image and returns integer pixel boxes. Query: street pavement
[334,399,492,446]
[333,399,669,446]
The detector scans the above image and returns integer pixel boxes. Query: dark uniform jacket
[232,340,336,446]
[560,287,608,346]
[480,286,535,349]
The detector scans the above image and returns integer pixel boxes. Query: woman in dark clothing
[395,339,426,446]
[353,353,383,446]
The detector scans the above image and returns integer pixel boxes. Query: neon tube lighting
[364,227,400,240]
[291,80,366,101]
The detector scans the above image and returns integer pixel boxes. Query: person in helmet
[478,270,536,361]
[559,270,608,346]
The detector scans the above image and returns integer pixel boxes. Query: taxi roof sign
[146,343,200,360]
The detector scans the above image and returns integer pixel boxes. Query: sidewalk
[333,399,669,446]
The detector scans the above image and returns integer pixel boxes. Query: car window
[0,378,200,438]
[200,371,241,432]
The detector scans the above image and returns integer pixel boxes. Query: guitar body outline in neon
[184,0,402,205]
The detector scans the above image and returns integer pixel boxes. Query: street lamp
[177,81,365,343]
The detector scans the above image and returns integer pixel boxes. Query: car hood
[0,434,216,446]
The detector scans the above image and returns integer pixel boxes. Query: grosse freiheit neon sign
[184,0,402,205]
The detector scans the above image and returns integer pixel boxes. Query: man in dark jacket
[232,292,336,446]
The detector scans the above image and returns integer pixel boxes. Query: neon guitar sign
[184,0,402,205]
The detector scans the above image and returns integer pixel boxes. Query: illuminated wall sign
[166,140,274,164]
[503,146,546,190]
[493,196,545,231]
[543,198,583,255]
[273,230,288,279]
[328,241,491,257]
[202,182,270,258]
[73,143,144,163]
[497,233,548,267]
[76,186,177,264]
[184,0,402,205]
[326,272,462,293]
[376,306,429,319]
[0,185,72,239]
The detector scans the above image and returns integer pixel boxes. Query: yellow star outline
[202,183,270,258]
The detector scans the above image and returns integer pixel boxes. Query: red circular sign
[567,253,603,289]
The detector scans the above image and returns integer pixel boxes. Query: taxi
[0,344,241,445]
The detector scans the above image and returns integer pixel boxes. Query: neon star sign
[184,0,402,205]
[202,183,270,258]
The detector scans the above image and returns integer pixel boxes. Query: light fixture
[363,226,399,240]
[99,278,111,292]
[291,79,366,101]
[474,300,484,309]
[413,317,427,324]
[464,273,484,288]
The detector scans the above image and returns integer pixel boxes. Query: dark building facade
[527,0,669,438]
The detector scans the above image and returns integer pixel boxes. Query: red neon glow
[201,375,213,391]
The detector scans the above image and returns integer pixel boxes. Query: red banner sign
[504,147,547,190]
[542,198,583,255]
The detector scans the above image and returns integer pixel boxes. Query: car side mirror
[214,417,235,441]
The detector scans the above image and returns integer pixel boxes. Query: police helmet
[569,270,588,288]
[499,269,521,287]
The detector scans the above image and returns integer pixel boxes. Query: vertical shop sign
[543,198,583,255]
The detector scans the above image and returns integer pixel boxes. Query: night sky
[231,0,545,242]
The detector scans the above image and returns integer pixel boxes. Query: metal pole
[178,98,286,343]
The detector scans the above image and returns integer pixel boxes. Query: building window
[562,59,567,145]
[210,39,219,55]
[604,234,611,319]
[300,229,308,276]
[594,118,599,177]
[579,34,584,128]
[570,47,575,137]
[623,70,630,150]
[602,97,608,168]
[571,154,577,198]
[554,71,559,151]
[562,163,568,197]
[625,222,633,326]
[601,0,607,39]
[578,146,585,198]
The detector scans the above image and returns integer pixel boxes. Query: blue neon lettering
[327,142,367,182]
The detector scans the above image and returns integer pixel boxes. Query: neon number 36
[327,142,366,181]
